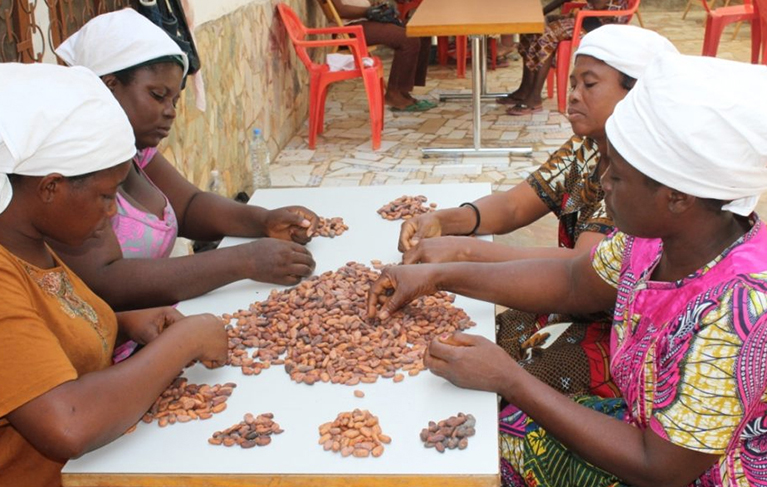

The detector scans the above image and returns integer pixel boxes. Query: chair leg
[361,70,383,151]
[751,17,761,64]
[702,17,726,57]
[456,36,467,78]
[556,43,571,114]
[546,67,555,101]
[307,78,322,149]
[634,9,645,27]
[681,0,695,19]
[490,37,497,70]
[437,37,449,65]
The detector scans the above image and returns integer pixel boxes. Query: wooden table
[62,184,500,487]
[407,0,544,156]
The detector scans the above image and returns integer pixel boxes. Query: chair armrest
[562,2,587,13]
[297,35,373,59]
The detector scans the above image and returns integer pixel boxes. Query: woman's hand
[398,213,444,252]
[366,264,439,321]
[116,307,184,345]
[424,332,519,393]
[239,238,316,285]
[264,206,318,244]
[182,313,229,369]
[402,236,479,264]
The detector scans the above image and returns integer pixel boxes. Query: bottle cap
[253,128,261,137]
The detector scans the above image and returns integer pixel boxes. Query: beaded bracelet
[459,202,481,236]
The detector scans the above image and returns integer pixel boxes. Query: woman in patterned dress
[501,0,630,116]
[368,53,767,486]
[397,25,677,399]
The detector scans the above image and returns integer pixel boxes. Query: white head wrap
[0,63,136,214]
[574,24,678,79]
[606,52,767,216]
[55,8,189,77]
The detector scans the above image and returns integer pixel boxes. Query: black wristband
[459,202,481,236]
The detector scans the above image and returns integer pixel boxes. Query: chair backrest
[276,4,316,69]
[698,0,752,14]
[396,0,423,22]
[571,0,642,50]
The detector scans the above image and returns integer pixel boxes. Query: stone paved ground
[269,10,760,247]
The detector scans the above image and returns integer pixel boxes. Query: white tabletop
[63,184,499,486]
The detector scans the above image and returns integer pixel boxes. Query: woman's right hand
[366,264,439,321]
[398,213,443,252]
[239,238,316,285]
[183,313,229,368]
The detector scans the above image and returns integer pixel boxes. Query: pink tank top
[111,148,178,260]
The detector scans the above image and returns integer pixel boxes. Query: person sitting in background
[331,0,434,111]
[369,52,767,486]
[500,0,629,115]
[52,9,318,316]
[0,62,228,487]
[398,25,678,398]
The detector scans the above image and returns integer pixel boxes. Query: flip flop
[415,99,438,110]
[390,99,437,112]
[506,103,543,116]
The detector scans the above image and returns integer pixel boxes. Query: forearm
[464,240,584,262]
[87,247,248,310]
[181,192,269,241]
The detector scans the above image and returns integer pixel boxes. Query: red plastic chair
[700,0,760,62]
[277,3,385,150]
[756,0,767,62]
[397,0,496,79]
[545,0,641,113]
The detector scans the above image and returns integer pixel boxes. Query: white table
[63,184,499,487]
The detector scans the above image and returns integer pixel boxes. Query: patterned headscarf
[55,8,188,77]
[607,53,767,216]
[0,63,136,214]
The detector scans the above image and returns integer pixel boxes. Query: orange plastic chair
[545,0,640,113]
[756,0,767,62]
[700,0,760,62]
[277,3,385,150]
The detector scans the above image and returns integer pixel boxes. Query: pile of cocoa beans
[223,262,475,385]
[377,195,437,220]
[319,409,391,458]
[309,216,348,238]
[420,413,476,452]
[141,378,236,427]
[208,413,283,448]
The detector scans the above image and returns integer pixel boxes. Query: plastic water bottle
[208,169,224,196]
[250,128,271,190]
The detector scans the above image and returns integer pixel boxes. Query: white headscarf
[55,8,189,77]
[0,63,136,214]
[606,53,767,216]
[574,25,678,79]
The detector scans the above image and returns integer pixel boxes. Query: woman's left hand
[425,332,519,393]
[116,307,185,345]
[265,206,318,244]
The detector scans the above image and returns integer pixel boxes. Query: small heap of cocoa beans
[222,262,475,385]
[141,378,236,427]
[208,413,283,448]
[420,413,476,453]
[377,195,437,220]
[319,409,391,458]
[308,216,349,238]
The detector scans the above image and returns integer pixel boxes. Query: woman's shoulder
[134,147,159,169]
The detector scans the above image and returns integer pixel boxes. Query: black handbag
[365,3,405,27]
[134,0,201,75]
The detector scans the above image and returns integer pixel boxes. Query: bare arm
[143,152,316,243]
[331,0,369,19]
[6,313,227,460]
[426,334,719,487]
[49,224,315,311]
[399,182,550,251]
[402,230,605,264]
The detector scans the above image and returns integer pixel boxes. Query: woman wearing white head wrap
[397,25,677,399]
[53,8,319,318]
[365,53,767,487]
[0,63,227,487]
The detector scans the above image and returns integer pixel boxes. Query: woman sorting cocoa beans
[368,53,767,487]
[0,63,228,487]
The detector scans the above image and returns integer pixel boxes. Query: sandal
[506,103,543,116]
[390,99,437,112]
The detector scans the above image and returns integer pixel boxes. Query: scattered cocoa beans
[319,409,390,458]
[222,262,475,385]
[354,390,365,398]
[420,413,476,452]
[141,378,236,428]
[208,413,283,448]
[308,216,348,238]
[377,195,437,220]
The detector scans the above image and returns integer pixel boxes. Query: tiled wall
[159,0,324,195]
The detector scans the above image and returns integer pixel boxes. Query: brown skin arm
[331,0,370,19]
[368,250,616,321]
[399,182,550,251]
[5,312,227,461]
[403,230,605,264]
[143,152,317,244]
[49,222,315,311]
[425,333,720,487]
